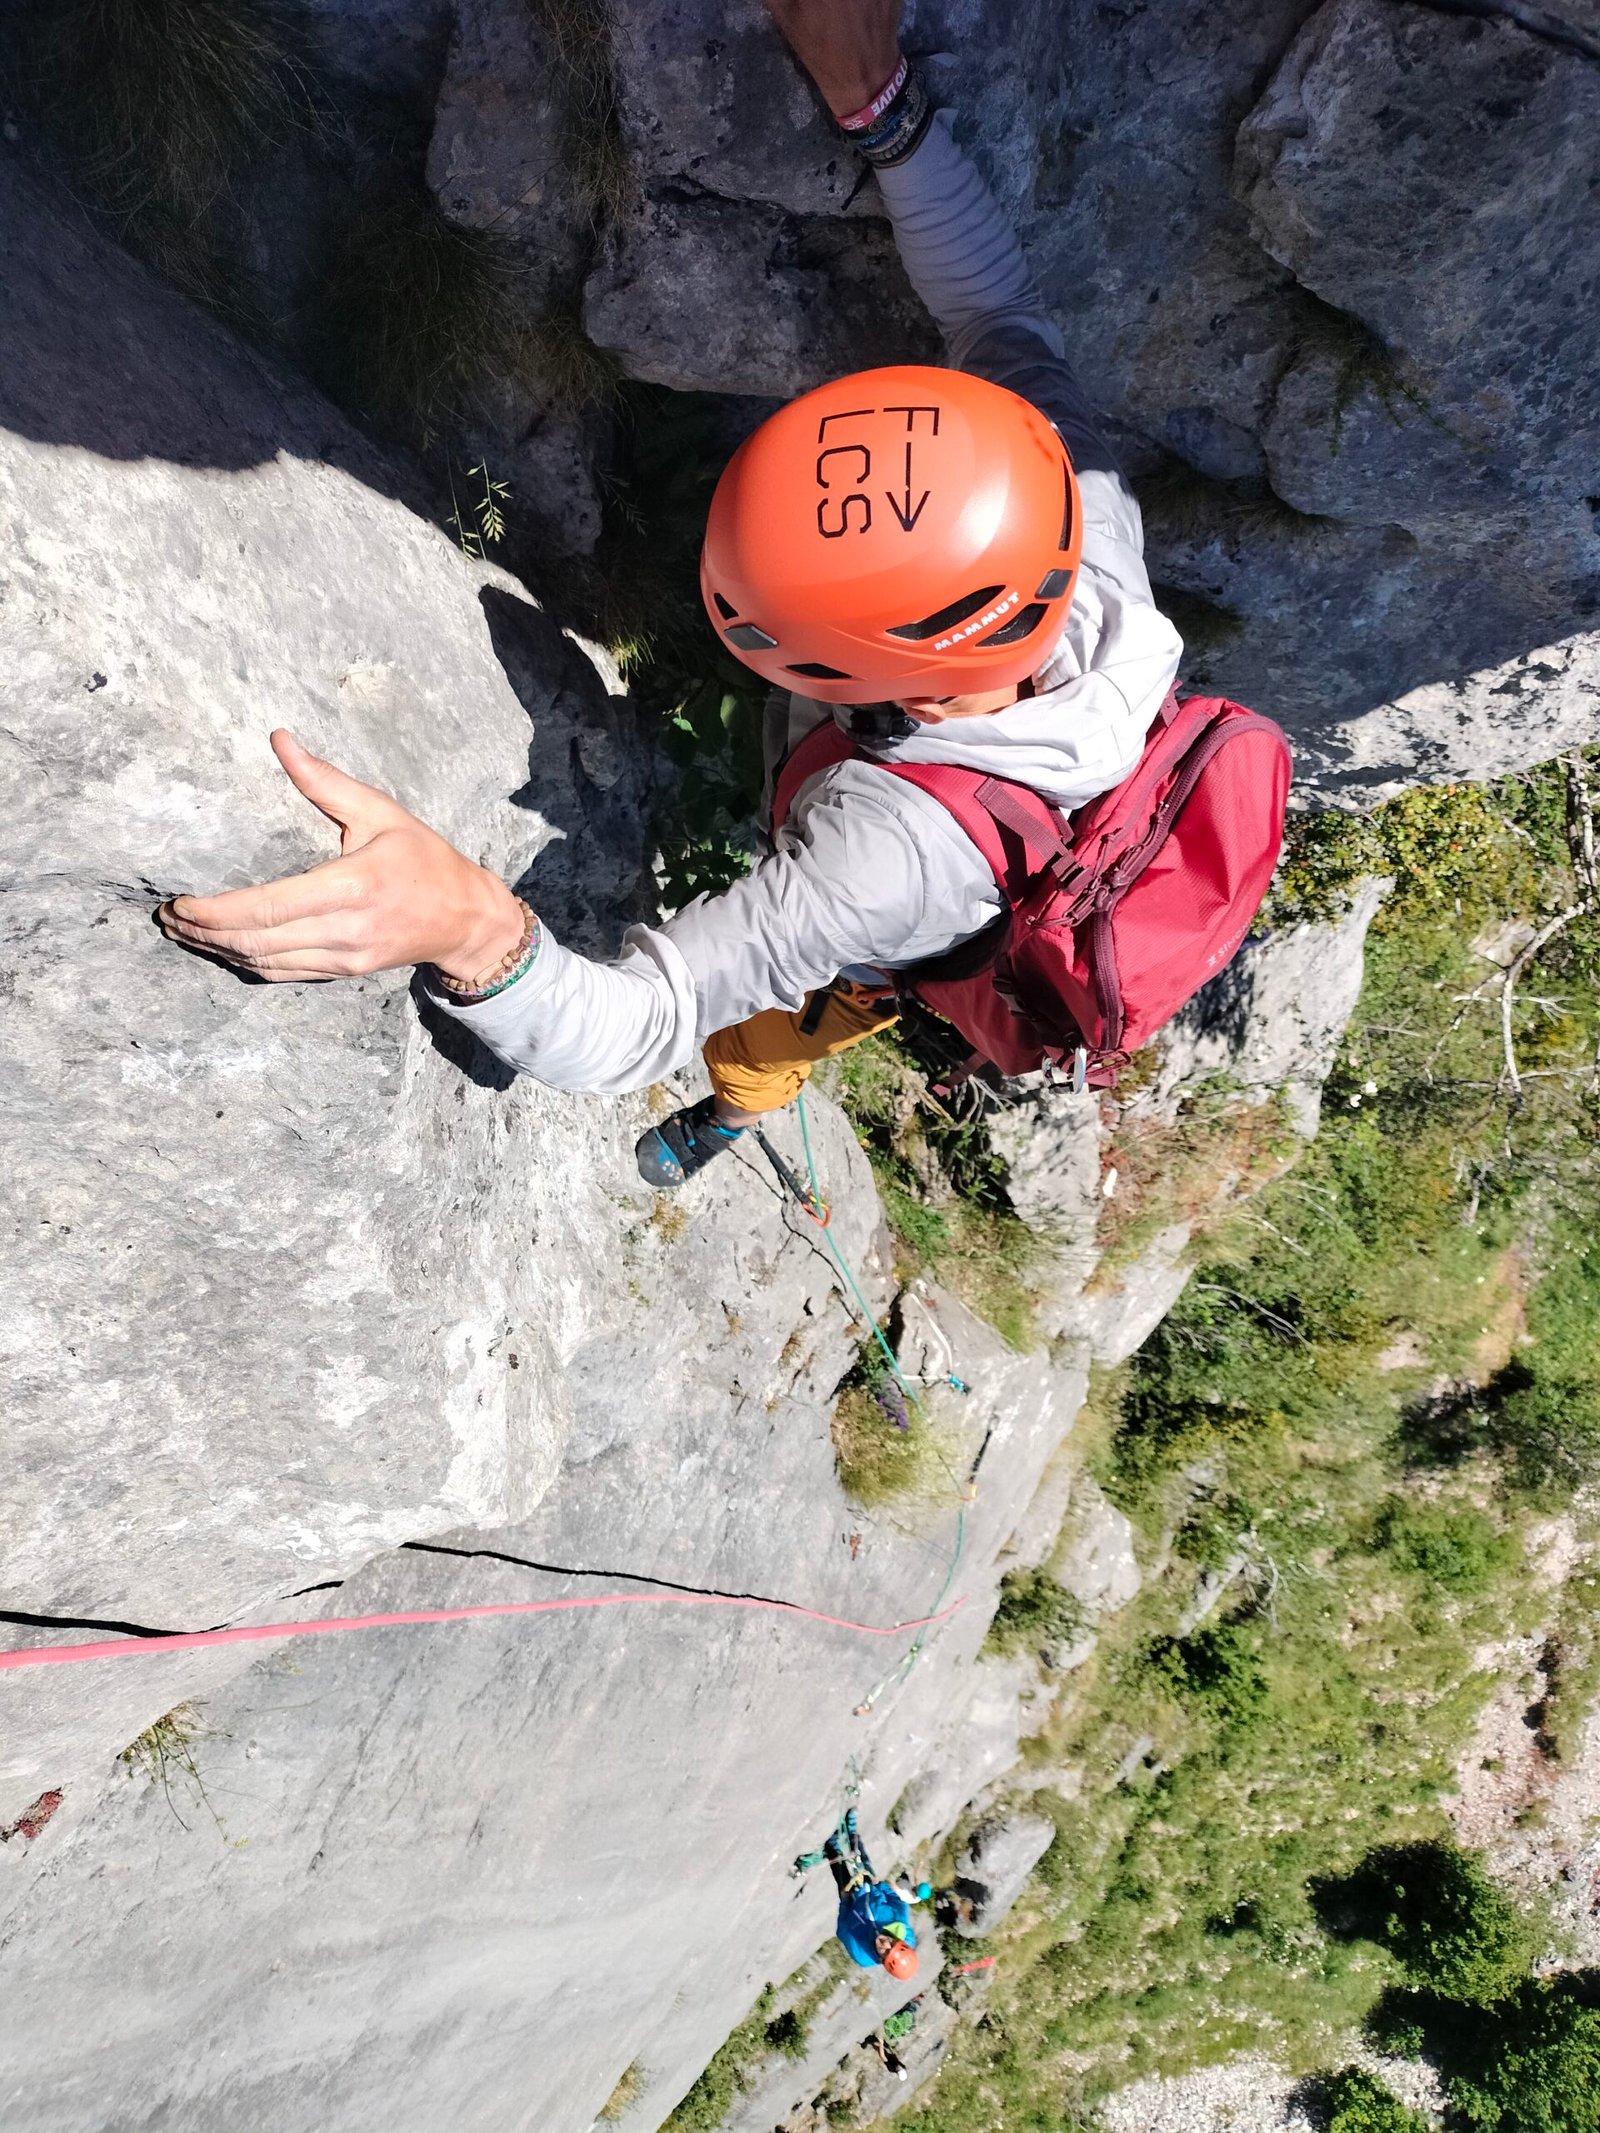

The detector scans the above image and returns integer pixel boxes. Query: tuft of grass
[312,181,619,445]
[1137,452,1338,550]
[598,2060,647,2122]
[119,1701,228,1833]
[8,0,316,310]
[1288,293,1438,456]
[830,1346,951,1508]
[831,1030,1045,1351]
[1150,582,1245,687]
[983,1567,1085,1659]
[522,0,634,228]
[649,1194,690,1243]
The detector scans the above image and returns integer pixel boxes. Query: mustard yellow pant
[703,982,899,1118]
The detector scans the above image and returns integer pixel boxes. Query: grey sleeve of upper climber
[872,111,1125,480]
[425,767,1001,1097]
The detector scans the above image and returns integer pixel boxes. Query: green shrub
[1320,2065,1431,2133]
[763,2008,808,2059]
[1269,780,1528,932]
[1373,1499,1513,1596]
[984,1568,1085,1658]
[1147,1622,1269,1736]
[1443,1980,1600,2132]
[1485,1363,1600,1501]
[1369,1843,1533,2003]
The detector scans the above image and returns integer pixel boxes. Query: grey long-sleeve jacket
[435,113,1182,1093]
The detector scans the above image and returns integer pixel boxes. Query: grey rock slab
[1073,1224,1196,1371]
[0,152,878,1826]
[585,189,934,398]
[608,0,864,217]
[425,0,594,306]
[951,1810,1056,1937]
[1238,0,1600,511]
[0,159,623,1637]
[1003,1428,1084,1575]
[1054,1476,1142,1622]
[716,1949,941,2133]
[0,1277,1089,2133]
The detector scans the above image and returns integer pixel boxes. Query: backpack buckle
[1071,1046,1089,1094]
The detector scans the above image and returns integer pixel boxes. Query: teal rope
[796,1090,925,1417]
[794,1089,974,1712]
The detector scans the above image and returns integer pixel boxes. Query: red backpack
[770,691,1292,1086]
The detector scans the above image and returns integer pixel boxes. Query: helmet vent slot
[786,662,852,680]
[886,585,1004,643]
[1060,460,1075,551]
[1035,568,1071,601]
[978,603,1048,648]
[725,623,778,651]
[712,592,739,620]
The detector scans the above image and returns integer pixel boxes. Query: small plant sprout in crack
[119,1701,236,1839]
[449,460,511,560]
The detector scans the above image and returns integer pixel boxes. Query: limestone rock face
[0,151,875,1818]
[426,0,593,308]
[555,0,1600,787]
[1055,1476,1142,1622]
[951,1811,1057,1937]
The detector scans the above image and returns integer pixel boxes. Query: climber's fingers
[249,955,362,982]
[271,729,414,844]
[160,853,367,952]
[156,900,374,968]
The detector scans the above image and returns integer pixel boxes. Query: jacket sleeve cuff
[422,927,559,1041]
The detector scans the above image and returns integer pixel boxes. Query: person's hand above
[763,0,903,118]
[157,730,527,986]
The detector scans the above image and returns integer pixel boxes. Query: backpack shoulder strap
[881,762,1074,902]
[770,722,1074,905]
[770,718,859,833]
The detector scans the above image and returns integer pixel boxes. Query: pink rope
[0,1589,967,1671]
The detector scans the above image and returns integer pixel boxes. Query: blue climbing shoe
[636,1096,744,1189]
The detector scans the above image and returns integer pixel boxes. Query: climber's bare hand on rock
[157,731,526,985]
[762,0,903,118]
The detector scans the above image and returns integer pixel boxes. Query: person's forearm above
[873,111,1063,368]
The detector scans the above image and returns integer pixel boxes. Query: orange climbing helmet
[700,364,1083,704]
[880,1937,920,1981]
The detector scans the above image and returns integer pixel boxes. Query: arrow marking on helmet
[887,443,929,532]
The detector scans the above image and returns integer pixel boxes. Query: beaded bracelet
[433,899,542,1004]
[836,55,932,168]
